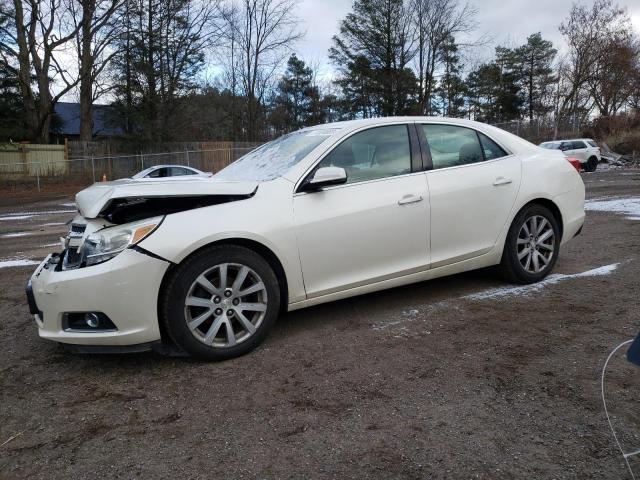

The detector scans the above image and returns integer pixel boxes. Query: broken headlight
[81,216,163,266]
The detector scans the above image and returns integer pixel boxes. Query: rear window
[587,140,598,148]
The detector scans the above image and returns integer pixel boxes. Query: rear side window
[571,141,586,149]
[478,132,508,160]
[170,167,193,176]
[422,124,487,169]
[318,125,411,184]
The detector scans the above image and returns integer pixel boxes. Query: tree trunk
[79,0,96,142]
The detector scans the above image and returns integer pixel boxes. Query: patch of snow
[1,232,31,238]
[3,209,75,216]
[60,202,76,207]
[0,215,33,221]
[41,242,61,248]
[464,263,620,301]
[585,197,640,220]
[0,259,39,268]
[373,301,454,331]
[42,222,66,226]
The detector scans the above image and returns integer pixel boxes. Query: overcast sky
[293,0,640,80]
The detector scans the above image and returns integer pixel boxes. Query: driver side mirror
[303,166,347,191]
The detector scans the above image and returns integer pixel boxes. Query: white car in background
[27,117,585,360]
[539,139,601,172]
[132,165,212,180]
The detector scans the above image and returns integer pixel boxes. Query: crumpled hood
[75,177,259,218]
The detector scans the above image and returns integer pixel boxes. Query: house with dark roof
[51,102,124,142]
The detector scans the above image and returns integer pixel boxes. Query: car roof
[303,116,502,132]
[542,138,594,143]
[145,164,199,170]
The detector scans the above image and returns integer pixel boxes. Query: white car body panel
[293,172,429,298]
[29,116,586,347]
[426,155,521,268]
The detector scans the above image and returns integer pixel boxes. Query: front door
[293,125,430,298]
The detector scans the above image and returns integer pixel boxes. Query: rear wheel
[160,245,280,360]
[584,156,598,172]
[499,204,560,284]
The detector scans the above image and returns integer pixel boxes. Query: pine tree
[434,35,466,117]
[272,55,324,133]
[513,33,557,123]
[329,0,418,118]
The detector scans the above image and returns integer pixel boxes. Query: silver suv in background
[539,139,601,172]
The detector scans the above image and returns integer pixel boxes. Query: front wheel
[160,245,280,360]
[499,204,560,284]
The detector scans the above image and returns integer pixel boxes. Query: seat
[458,141,483,165]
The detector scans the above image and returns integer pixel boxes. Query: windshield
[215,129,339,182]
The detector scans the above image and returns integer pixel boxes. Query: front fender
[137,182,306,304]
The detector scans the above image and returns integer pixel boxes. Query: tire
[160,245,280,361]
[499,204,561,284]
[584,156,598,172]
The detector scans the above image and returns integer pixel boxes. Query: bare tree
[587,34,639,117]
[8,0,82,142]
[67,0,124,142]
[556,0,631,136]
[411,0,476,115]
[222,0,302,141]
[111,0,223,143]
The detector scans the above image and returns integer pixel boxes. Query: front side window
[148,167,169,178]
[422,124,484,169]
[316,125,412,185]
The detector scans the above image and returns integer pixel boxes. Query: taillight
[565,157,582,172]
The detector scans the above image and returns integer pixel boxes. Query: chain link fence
[0,146,260,192]
[490,119,590,144]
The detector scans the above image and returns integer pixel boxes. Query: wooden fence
[0,143,68,177]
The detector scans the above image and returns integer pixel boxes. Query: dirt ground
[1,170,639,479]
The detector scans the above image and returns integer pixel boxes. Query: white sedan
[27,117,585,360]
[131,164,212,180]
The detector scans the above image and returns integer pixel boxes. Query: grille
[69,223,86,238]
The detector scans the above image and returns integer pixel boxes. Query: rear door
[293,124,430,298]
[563,140,588,161]
[420,124,521,268]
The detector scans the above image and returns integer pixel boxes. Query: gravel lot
[1,170,639,479]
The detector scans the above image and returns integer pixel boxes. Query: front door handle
[398,194,423,205]
[493,177,512,186]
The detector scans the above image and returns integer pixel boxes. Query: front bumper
[28,248,170,346]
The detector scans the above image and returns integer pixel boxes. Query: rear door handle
[493,177,512,186]
[398,194,423,205]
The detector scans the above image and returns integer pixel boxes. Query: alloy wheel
[516,215,555,274]
[184,263,268,347]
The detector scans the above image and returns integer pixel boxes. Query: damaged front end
[58,178,258,271]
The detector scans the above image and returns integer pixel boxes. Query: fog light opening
[62,312,117,332]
